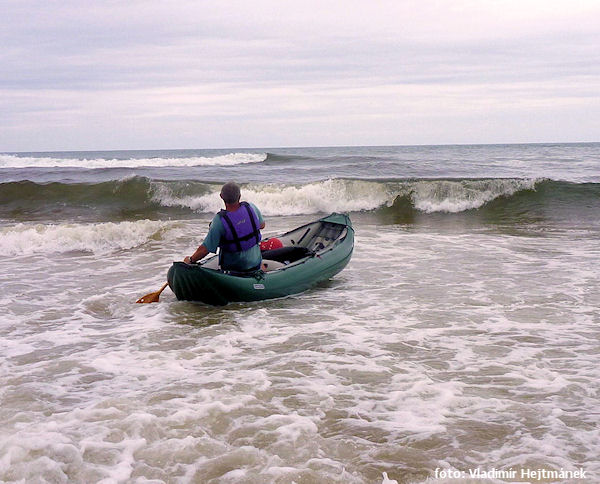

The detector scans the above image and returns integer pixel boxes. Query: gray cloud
[2,0,599,150]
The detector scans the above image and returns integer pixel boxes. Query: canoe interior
[201,217,349,272]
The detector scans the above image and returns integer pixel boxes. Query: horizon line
[3,140,599,154]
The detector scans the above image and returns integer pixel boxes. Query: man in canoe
[184,182,265,271]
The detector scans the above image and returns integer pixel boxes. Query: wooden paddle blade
[136,291,161,303]
[136,282,169,303]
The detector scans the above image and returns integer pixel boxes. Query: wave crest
[409,179,537,213]
[2,177,598,223]
[0,220,172,256]
[0,152,266,169]
[162,178,538,216]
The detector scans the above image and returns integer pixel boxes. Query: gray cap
[220,182,241,204]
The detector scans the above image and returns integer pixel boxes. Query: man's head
[220,182,241,205]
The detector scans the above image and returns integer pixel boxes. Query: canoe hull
[167,213,354,305]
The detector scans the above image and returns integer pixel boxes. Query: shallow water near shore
[1,144,599,483]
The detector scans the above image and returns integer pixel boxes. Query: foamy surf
[150,178,541,216]
[2,229,598,483]
[152,179,394,216]
[409,178,538,213]
[0,152,266,169]
[0,220,173,256]
[3,177,598,226]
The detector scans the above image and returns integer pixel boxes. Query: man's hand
[185,245,209,264]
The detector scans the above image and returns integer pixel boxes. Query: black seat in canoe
[261,246,313,264]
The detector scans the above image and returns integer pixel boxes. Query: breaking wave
[0,152,266,169]
[0,220,172,256]
[1,177,598,224]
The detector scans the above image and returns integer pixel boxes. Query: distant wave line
[0,152,267,169]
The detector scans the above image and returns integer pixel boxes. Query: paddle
[136,282,169,303]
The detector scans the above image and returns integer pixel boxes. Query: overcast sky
[1,0,599,151]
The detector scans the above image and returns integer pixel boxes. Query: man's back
[203,202,264,271]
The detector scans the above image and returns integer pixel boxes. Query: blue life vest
[219,202,262,253]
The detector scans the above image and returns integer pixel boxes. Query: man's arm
[184,244,209,264]
[184,215,221,264]
[252,203,265,230]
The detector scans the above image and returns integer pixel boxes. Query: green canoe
[167,213,354,305]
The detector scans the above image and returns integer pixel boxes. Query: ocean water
[0,143,599,483]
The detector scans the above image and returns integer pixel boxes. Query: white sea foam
[150,178,539,215]
[244,179,395,216]
[0,220,171,256]
[410,178,537,213]
[1,222,599,483]
[149,182,222,213]
[0,152,266,168]
[152,179,396,215]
